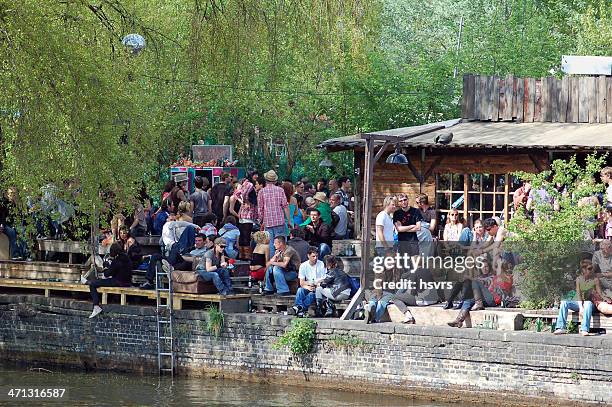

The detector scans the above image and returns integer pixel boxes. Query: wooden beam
[559,76,569,123]
[516,77,524,122]
[491,76,499,121]
[373,141,392,163]
[341,136,375,321]
[588,76,597,124]
[579,76,589,123]
[598,75,607,123]
[528,154,544,172]
[422,156,444,181]
[525,78,536,122]
[503,74,514,121]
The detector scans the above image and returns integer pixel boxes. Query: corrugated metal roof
[318,120,612,151]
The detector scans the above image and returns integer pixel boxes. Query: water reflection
[0,363,463,406]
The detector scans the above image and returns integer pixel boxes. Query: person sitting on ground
[195,237,234,296]
[118,226,142,269]
[291,246,327,317]
[262,236,302,296]
[553,257,605,336]
[190,176,211,227]
[444,254,493,309]
[302,208,332,260]
[176,200,193,223]
[250,231,270,284]
[88,243,132,318]
[287,227,309,262]
[330,193,348,240]
[317,255,352,317]
[219,215,240,259]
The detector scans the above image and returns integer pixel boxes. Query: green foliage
[508,154,607,306]
[206,305,224,338]
[273,319,317,356]
[0,0,610,235]
[566,320,578,334]
[326,334,369,351]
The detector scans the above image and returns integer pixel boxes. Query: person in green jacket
[300,192,332,226]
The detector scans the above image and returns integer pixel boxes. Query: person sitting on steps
[291,246,327,317]
[316,255,352,317]
[262,236,302,296]
[196,237,234,296]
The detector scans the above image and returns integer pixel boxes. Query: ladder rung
[159,352,173,356]
[158,319,171,324]
[159,336,173,340]
[157,304,170,308]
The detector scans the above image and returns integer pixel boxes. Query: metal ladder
[155,260,175,376]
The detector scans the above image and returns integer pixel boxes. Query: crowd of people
[367,167,612,332]
[1,164,611,329]
[83,170,357,318]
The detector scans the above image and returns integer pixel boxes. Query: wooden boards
[461,74,611,123]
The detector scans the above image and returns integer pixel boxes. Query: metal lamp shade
[386,146,409,165]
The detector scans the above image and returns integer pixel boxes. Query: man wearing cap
[300,192,332,226]
[196,237,234,295]
[257,170,292,256]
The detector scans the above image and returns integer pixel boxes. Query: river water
[0,363,465,407]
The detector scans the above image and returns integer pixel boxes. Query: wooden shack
[319,74,612,236]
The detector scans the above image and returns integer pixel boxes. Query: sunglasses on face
[219,245,227,248]
[398,198,407,202]
[450,214,458,217]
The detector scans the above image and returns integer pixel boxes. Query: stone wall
[0,294,611,406]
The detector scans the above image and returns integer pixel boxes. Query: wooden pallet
[0,260,85,283]
[37,240,90,265]
[0,278,250,312]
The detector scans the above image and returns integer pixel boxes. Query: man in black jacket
[303,209,332,260]
[88,243,133,318]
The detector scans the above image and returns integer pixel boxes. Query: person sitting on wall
[302,208,332,260]
[195,237,234,296]
[88,242,132,318]
[118,226,142,270]
[553,257,607,336]
[250,231,270,285]
[291,246,327,317]
[317,255,352,317]
[262,236,302,296]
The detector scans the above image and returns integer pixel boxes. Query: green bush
[273,319,317,356]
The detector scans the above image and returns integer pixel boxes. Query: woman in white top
[375,195,397,256]
[443,208,463,241]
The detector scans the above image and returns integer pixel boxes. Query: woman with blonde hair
[443,208,464,241]
[176,201,193,223]
[249,230,270,285]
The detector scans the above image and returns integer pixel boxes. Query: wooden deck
[0,260,84,282]
[0,278,250,312]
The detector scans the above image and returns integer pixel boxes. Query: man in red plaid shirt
[258,170,293,256]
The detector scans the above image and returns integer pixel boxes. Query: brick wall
[0,295,611,406]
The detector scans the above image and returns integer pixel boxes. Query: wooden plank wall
[461,74,612,123]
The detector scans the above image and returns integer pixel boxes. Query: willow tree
[0,0,163,228]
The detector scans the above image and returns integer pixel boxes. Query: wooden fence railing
[461,74,612,124]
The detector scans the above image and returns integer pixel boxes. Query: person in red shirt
[512,180,531,214]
